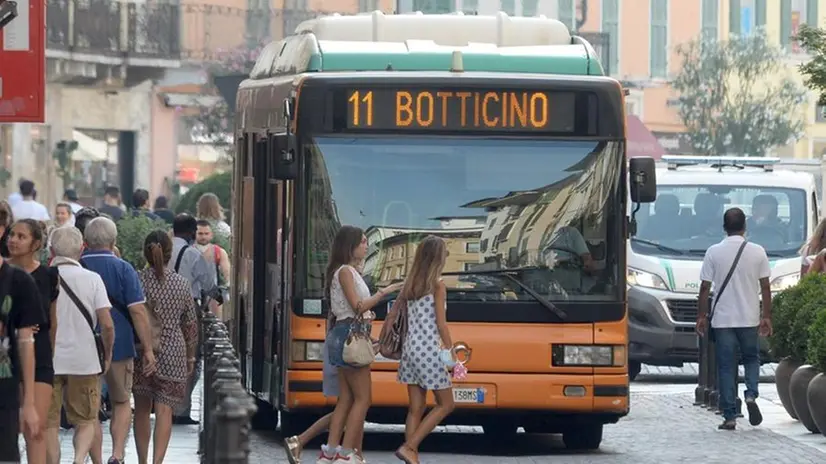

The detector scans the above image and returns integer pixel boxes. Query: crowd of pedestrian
[0,178,232,464]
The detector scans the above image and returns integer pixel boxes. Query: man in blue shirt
[81,217,156,464]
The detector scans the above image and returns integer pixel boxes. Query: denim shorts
[327,318,372,368]
[322,336,339,397]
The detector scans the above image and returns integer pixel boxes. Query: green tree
[672,29,806,157]
[796,24,826,105]
[174,171,231,219]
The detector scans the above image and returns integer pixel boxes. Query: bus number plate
[453,387,484,404]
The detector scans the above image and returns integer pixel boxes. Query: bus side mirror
[269,133,297,180]
[629,157,657,203]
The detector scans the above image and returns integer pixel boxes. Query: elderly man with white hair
[46,226,115,464]
[80,216,156,464]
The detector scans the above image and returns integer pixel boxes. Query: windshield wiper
[630,238,684,255]
[443,267,567,321]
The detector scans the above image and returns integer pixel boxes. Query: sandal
[394,444,418,464]
[284,435,302,464]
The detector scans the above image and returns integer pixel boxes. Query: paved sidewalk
[19,379,202,464]
[638,362,778,381]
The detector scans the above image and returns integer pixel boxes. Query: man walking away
[152,196,175,225]
[46,226,115,464]
[81,217,157,464]
[697,207,773,431]
[63,189,84,214]
[169,213,218,425]
[99,186,124,222]
[130,189,160,221]
[11,179,50,221]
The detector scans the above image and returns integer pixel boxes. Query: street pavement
[25,370,826,463]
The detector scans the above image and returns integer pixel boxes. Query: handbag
[707,240,748,342]
[58,276,106,373]
[136,298,163,354]
[342,315,375,367]
[377,298,408,360]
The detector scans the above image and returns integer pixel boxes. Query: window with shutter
[650,0,668,78]
[601,0,619,76]
[501,0,516,15]
[730,0,742,36]
[781,0,793,50]
[807,0,819,27]
[701,0,719,41]
[522,0,538,17]
[755,0,766,27]
[558,0,575,29]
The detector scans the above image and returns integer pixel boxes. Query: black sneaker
[107,457,124,464]
[746,398,763,426]
[172,416,200,425]
[717,419,736,430]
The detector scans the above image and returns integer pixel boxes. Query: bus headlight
[552,345,626,367]
[291,341,325,362]
[627,268,669,291]
[770,273,800,292]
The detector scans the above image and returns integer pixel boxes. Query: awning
[626,115,666,160]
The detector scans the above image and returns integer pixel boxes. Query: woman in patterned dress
[395,236,456,464]
[133,230,198,464]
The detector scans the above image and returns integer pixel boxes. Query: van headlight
[291,341,325,362]
[771,272,800,292]
[627,268,669,290]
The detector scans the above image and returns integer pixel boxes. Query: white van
[627,156,818,380]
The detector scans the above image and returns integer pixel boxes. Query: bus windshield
[633,185,807,258]
[304,136,624,302]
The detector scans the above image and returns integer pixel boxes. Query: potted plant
[786,273,826,433]
[769,286,803,419]
[806,308,826,437]
[115,215,170,270]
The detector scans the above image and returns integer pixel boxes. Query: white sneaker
[332,453,363,464]
[316,452,335,464]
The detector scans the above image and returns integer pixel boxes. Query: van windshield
[631,185,807,258]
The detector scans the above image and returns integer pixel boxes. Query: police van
[627,156,818,380]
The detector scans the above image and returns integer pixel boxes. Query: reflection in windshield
[304,137,624,301]
[634,185,807,257]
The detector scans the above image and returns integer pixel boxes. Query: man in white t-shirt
[11,179,50,221]
[696,207,773,431]
[45,227,115,463]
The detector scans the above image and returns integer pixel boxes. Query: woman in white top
[318,226,402,464]
[801,217,826,275]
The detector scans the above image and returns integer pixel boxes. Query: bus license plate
[453,387,484,404]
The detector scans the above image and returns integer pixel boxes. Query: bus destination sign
[344,88,581,133]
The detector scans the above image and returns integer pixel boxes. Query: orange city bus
[229,12,655,450]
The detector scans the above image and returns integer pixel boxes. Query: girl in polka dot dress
[395,236,456,464]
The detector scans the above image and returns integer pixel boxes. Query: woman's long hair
[324,226,364,301]
[802,217,826,256]
[196,193,225,222]
[399,235,447,301]
[144,230,172,282]
[0,201,13,258]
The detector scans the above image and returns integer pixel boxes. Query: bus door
[250,134,269,395]
[263,132,291,406]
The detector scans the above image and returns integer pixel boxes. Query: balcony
[46,0,180,82]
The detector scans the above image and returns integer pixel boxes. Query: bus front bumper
[284,369,629,425]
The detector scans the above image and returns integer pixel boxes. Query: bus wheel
[629,361,642,382]
[562,424,603,450]
[280,411,317,438]
[250,398,279,431]
[482,420,518,440]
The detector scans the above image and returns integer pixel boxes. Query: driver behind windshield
[691,193,723,237]
[542,225,596,272]
[748,195,787,242]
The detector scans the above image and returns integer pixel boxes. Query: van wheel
[482,420,518,440]
[280,411,317,438]
[562,424,603,450]
[250,398,279,431]
[629,361,642,382]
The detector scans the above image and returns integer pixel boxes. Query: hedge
[175,171,231,219]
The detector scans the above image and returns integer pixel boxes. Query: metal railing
[46,0,180,60]
[199,311,256,463]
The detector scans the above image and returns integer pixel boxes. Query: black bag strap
[56,271,96,334]
[709,240,748,322]
[174,244,189,273]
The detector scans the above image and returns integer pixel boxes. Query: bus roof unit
[248,11,604,79]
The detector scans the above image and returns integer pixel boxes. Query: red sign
[0,0,45,122]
